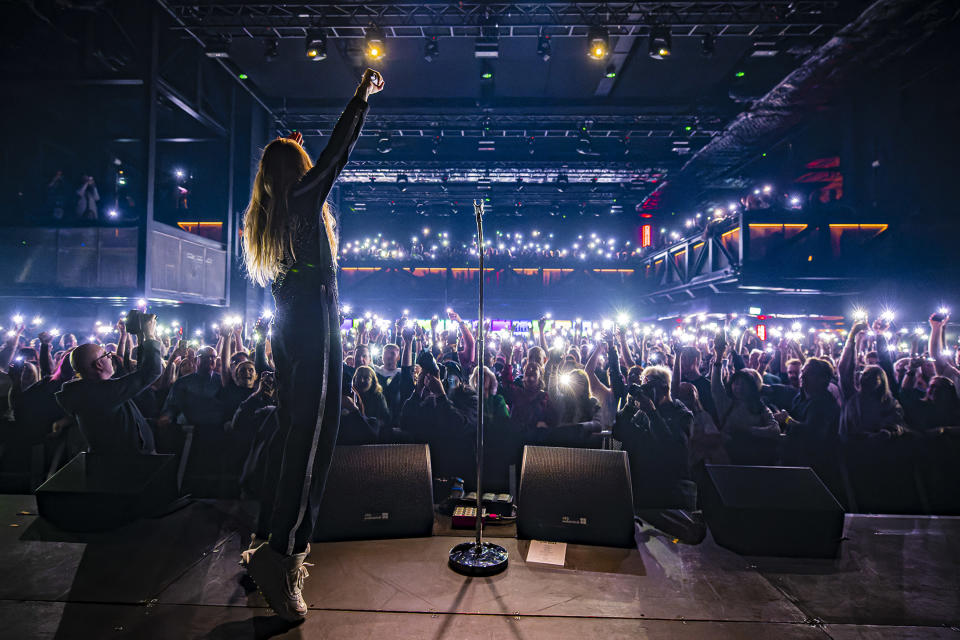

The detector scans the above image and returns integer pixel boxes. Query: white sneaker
[246,543,312,621]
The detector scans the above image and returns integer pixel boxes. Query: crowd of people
[1,306,958,513]
[339,229,641,265]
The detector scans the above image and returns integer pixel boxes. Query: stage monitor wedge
[701,464,845,558]
[518,445,635,548]
[313,444,434,542]
[36,452,178,532]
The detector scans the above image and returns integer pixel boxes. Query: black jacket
[400,386,478,488]
[55,339,163,456]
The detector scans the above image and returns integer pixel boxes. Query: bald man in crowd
[55,314,162,456]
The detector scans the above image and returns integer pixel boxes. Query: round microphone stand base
[448,541,509,577]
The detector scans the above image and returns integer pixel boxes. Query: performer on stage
[240,68,384,621]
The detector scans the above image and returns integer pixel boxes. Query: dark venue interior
[1,1,959,638]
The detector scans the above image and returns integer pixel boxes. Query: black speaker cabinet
[313,444,434,542]
[35,452,178,532]
[518,445,635,548]
[701,464,845,558]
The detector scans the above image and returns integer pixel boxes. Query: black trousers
[266,284,342,555]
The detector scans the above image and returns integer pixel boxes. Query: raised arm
[584,341,609,394]
[618,328,636,370]
[671,343,682,398]
[219,325,232,388]
[38,332,55,378]
[710,342,732,423]
[290,69,382,206]
[607,339,626,401]
[930,314,960,379]
[839,321,866,400]
[83,319,163,410]
[873,322,898,395]
[449,310,475,370]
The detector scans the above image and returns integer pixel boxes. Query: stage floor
[0,495,957,639]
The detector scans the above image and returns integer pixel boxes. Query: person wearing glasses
[55,314,162,456]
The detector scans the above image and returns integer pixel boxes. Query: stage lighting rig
[587,26,609,60]
[424,36,439,62]
[537,33,551,61]
[648,25,672,60]
[377,132,392,154]
[396,173,409,192]
[700,32,716,58]
[306,29,327,60]
[265,37,280,62]
[576,132,592,155]
[204,37,230,58]
[475,10,500,58]
[365,25,386,59]
[604,64,617,78]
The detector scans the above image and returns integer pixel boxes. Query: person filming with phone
[614,365,694,509]
[55,312,162,457]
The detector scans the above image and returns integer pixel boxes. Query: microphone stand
[448,199,509,577]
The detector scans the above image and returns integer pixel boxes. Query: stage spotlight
[537,33,551,61]
[556,173,569,192]
[527,136,535,155]
[480,60,494,80]
[648,25,672,60]
[576,132,592,155]
[475,11,500,58]
[604,64,617,78]
[305,29,327,60]
[204,38,230,59]
[587,26,609,60]
[423,36,439,62]
[700,32,715,57]
[265,37,280,62]
[432,136,440,155]
[377,132,392,154]
[365,25,386,59]
[621,135,631,156]
[396,173,408,192]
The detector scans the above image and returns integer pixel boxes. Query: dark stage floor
[0,494,957,639]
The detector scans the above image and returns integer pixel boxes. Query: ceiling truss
[167,2,847,40]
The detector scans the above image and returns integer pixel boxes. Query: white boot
[246,544,312,621]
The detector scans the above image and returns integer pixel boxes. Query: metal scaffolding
[166,2,848,39]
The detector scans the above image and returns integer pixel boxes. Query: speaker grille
[518,446,635,548]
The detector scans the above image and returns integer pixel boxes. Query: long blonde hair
[243,138,338,286]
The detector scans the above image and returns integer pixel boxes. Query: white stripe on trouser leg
[285,287,331,556]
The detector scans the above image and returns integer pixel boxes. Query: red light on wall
[756,324,767,341]
[641,224,652,247]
